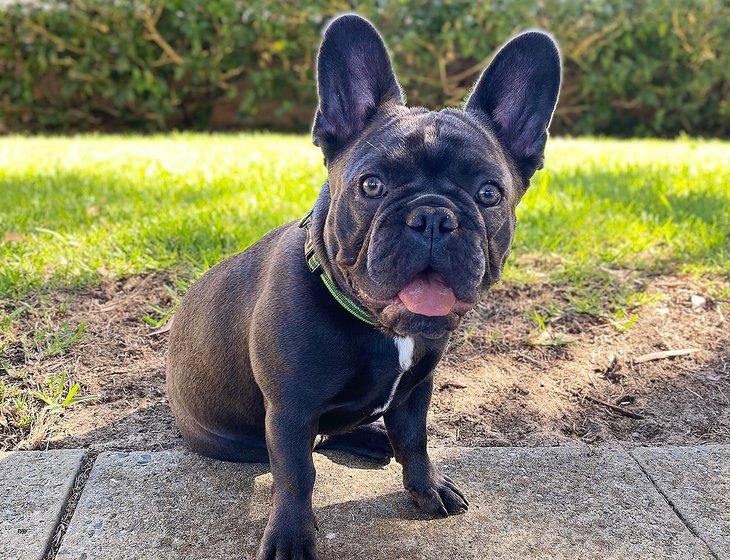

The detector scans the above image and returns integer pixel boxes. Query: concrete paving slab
[633,445,729,559]
[0,449,86,560]
[56,446,712,560]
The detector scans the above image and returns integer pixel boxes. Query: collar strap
[299,211,376,326]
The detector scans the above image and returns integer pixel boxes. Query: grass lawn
[0,134,729,450]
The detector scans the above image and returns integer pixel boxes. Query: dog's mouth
[397,268,456,316]
[357,267,475,319]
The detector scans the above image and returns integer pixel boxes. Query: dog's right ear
[312,14,403,160]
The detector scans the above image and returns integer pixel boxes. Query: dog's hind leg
[315,420,393,464]
[176,414,269,463]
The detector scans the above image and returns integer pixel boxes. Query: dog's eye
[475,181,502,207]
[361,176,386,198]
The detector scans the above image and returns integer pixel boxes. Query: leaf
[62,383,80,405]
[528,328,577,347]
[610,312,638,332]
[32,390,55,406]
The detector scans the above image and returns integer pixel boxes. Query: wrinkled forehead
[349,108,509,178]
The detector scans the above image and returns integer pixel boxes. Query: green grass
[0,134,728,301]
[32,371,96,413]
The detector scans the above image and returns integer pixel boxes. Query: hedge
[1,0,728,137]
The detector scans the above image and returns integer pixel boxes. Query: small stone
[656,306,670,316]
[690,295,706,309]
[137,453,151,466]
[325,532,337,540]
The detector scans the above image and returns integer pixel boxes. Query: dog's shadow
[311,450,445,523]
[315,448,393,470]
[315,489,435,523]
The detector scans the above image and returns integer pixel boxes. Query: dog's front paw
[256,511,317,560]
[406,468,469,518]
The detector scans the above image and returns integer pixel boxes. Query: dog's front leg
[256,408,318,560]
[384,375,469,517]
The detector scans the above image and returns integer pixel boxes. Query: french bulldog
[166,13,560,560]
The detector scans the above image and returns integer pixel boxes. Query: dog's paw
[256,514,317,560]
[407,469,469,518]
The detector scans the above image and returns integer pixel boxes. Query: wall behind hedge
[1,0,728,137]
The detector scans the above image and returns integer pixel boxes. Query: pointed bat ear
[312,14,404,160]
[466,31,561,180]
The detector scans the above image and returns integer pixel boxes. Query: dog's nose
[406,206,458,235]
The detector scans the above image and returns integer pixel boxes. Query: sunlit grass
[0,134,728,300]
[513,137,729,281]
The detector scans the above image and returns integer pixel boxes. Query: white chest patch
[371,336,415,416]
[394,336,415,372]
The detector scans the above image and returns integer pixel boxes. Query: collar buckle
[301,209,323,275]
[304,242,323,275]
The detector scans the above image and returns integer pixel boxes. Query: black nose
[406,205,459,235]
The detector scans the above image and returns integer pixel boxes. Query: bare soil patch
[2,273,728,453]
[432,276,729,447]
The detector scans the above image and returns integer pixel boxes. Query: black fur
[166,13,561,560]
[466,31,562,179]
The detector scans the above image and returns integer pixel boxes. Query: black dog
[166,13,560,560]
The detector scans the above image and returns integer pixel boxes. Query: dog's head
[310,14,561,339]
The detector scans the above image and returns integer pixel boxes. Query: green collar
[299,211,376,326]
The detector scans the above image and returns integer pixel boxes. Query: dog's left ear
[466,31,561,181]
[312,14,404,160]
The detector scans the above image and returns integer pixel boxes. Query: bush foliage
[1,0,728,136]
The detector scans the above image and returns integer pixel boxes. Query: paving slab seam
[629,449,720,560]
[42,453,97,560]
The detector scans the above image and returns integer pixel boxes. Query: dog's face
[312,15,561,339]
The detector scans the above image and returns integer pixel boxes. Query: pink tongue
[398,271,456,317]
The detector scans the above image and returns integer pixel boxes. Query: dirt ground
[3,272,729,454]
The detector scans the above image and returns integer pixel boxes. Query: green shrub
[1,0,727,136]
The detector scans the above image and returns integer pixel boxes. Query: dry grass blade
[145,315,175,337]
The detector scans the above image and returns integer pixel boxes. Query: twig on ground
[440,382,467,391]
[566,389,645,420]
[632,348,700,364]
[516,353,543,367]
